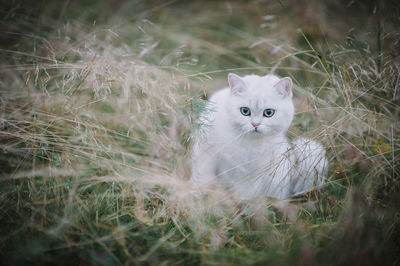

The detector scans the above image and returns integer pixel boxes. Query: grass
[0,0,399,265]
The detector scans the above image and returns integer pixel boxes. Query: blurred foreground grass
[0,0,399,265]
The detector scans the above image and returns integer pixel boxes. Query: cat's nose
[251,123,260,128]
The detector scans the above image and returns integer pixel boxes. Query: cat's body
[191,74,327,200]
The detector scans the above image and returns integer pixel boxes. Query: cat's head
[226,73,294,137]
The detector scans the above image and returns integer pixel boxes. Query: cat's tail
[290,137,328,195]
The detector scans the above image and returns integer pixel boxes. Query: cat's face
[226,74,294,137]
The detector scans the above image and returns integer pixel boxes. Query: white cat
[191,73,327,200]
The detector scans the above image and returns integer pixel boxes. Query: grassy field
[1,0,399,265]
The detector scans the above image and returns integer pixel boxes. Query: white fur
[191,74,327,200]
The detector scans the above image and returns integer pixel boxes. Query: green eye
[240,107,251,116]
[263,108,275,117]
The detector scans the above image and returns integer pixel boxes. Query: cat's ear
[228,73,246,95]
[274,77,293,98]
